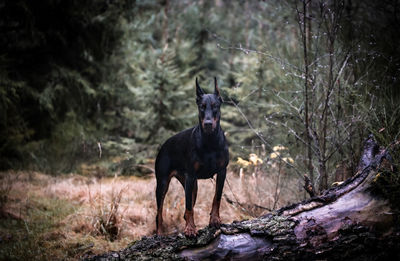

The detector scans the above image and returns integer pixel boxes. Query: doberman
[155,77,229,237]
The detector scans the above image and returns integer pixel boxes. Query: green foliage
[0,0,397,177]
[0,0,133,171]
[128,47,194,143]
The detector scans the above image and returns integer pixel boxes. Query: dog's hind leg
[192,180,198,208]
[175,173,185,189]
[155,155,173,235]
[175,174,198,208]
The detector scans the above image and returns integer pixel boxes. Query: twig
[208,29,302,73]
[228,96,303,178]
[224,195,271,214]
[224,178,253,216]
[303,174,315,197]
[97,142,102,158]
[135,164,155,174]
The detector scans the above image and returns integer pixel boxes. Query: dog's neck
[196,121,223,149]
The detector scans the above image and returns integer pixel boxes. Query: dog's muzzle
[203,120,213,133]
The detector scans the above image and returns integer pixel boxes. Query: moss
[90,227,220,261]
[86,214,298,260]
[220,213,297,239]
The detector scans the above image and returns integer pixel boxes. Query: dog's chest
[195,150,226,179]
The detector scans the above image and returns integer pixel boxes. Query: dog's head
[196,77,223,134]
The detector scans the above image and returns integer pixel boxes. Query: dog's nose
[204,120,213,128]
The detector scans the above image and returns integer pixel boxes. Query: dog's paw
[184,225,198,238]
[209,215,221,228]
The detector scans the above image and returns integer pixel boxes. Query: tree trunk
[85,135,399,261]
[302,0,315,188]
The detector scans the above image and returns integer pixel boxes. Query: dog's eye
[201,104,206,110]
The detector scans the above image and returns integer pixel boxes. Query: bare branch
[227,97,303,177]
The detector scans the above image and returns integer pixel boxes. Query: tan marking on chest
[194,161,201,171]
[217,158,226,168]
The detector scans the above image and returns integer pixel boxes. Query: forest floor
[0,167,301,260]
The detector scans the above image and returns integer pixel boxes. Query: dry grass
[0,167,303,260]
[0,172,18,217]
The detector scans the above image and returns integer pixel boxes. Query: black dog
[155,77,229,237]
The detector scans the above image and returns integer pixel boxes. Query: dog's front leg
[209,168,226,228]
[184,173,198,237]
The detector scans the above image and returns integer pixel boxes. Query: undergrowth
[372,168,400,212]
[0,168,302,260]
[0,195,75,260]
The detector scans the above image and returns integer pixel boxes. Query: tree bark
[85,135,399,261]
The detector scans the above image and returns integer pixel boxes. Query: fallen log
[85,135,400,260]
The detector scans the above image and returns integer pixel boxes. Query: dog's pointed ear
[196,77,204,103]
[214,77,223,103]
